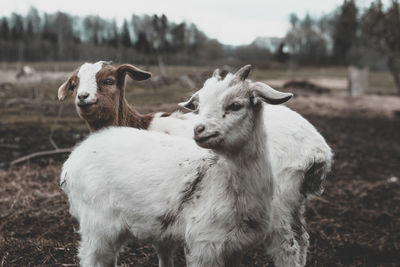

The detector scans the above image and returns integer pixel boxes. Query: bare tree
[361,0,400,94]
[285,13,329,65]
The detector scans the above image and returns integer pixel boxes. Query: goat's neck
[87,99,153,132]
[220,115,274,202]
[118,99,153,129]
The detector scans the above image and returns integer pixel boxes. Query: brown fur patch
[123,101,154,129]
[160,112,172,117]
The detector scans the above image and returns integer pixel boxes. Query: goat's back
[61,127,209,238]
[264,104,333,197]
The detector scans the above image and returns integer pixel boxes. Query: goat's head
[181,65,292,151]
[57,61,151,123]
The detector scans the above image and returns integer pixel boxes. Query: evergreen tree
[11,13,24,41]
[109,20,119,47]
[332,0,358,65]
[121,20,131,47]
[0,18,10,40]
[134,31,150,53]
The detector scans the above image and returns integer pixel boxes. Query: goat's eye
[227,102,242,111]
[103,79,114,85]
[69,83,76,91]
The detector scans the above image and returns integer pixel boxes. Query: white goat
[177,68,333,267]
[61,65,293,267]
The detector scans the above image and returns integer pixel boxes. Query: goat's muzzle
[77,100,97,108]
[194,124,221,147]
[194,132,220,143]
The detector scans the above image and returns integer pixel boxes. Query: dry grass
[0,165,79,266]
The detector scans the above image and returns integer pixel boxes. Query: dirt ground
[1,65,400,266]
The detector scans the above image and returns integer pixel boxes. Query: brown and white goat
[58,61,153,132]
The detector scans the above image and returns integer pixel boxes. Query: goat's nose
[78,92,89,100]
[194,124,205,135]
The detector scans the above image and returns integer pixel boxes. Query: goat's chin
[195,136,223,149]
[77,105,98,118]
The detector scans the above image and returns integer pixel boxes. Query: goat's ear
[250,82,293,106]
[58,81,69,101]
[117,64,151,86]
[212,68,222,80]
[58,73,77,101]
[58,70,79,101]
[178,93,199,111]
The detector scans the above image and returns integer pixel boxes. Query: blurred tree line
[0,1,399,92]
[0,8,223,65]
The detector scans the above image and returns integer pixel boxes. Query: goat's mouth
[194,132,221,145]
[77,101,98,108]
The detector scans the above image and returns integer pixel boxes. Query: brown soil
[1,111,399,266]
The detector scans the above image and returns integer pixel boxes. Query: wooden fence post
[348,66,368,97]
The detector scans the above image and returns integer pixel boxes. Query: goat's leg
[266,224,301,267]
[153,243,176,267]
[185,241,243,267]
[185,241,224,267]
[78,215,127,267]
[78,236,120,267]
[295,201,309,267]
[297,227,310,267]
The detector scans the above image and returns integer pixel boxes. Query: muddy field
[1,64,400,266]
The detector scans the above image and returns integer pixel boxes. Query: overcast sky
[0,0,390,45]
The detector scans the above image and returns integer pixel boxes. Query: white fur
[62,72,279,266]
[150,111,199,136]
[76,62,103,104]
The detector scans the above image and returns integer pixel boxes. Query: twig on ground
[49,132,59,150]
[0,144,20,149]
[9,104,71,167]
[314,196,330,204]
[10,148,72,167]
[49,103,65,150]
